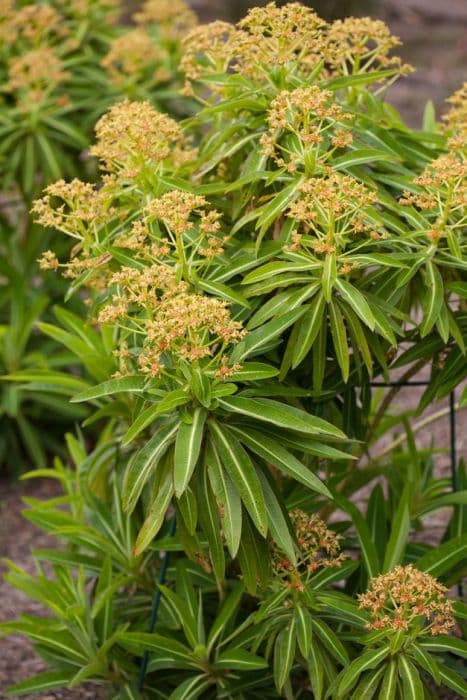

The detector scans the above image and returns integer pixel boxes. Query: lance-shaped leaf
[329,299,349,383]
[206,441,242,557]
[197,464,225,582]
[416,533,467,576]
[230,425,331,498]
[213,649,268,670]
[312,618,349,665]
[399,656,424,700]
[119,632,198,669]
[177,487,198,536]
[168,675,213,700]
[418,636,467,659]
[353,667,386,700]
[383,483,411,572]
[134,456,174,555]
[322,252,336,302]
[292,294,326,368]
[71,376,150,403]
[218,396,345,439]
[256,469,296,562]
[174,408,207,498]
[4,671,75,697]
[335,278,375,330]
[231,306,307,361]
[274,620,296,692]
[295,605,313,658]
[123,419,178,514]
[208,421,268,537]
[420,261,443,337]
[336,646,390,698]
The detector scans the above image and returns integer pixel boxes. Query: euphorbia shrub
[0,0,196,474]
[2,3,466,698]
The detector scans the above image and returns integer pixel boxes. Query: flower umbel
[90,99,194,176]
[273,510,346,589]
[359,564,455,636]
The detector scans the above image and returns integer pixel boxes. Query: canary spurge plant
[0,0,197,474]
[1,3,466,698]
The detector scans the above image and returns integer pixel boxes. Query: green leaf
[231,306,307,361]
[197,464,225,582]
[134,458,174,555]
[157,585,199,649]
[419,636,467,659]
[352,667,386,700]
[213,649,268,670]
[399,656,424,700]
[308,641,324,700]
[322,253,336,302]
[383,483,411,572]
[336,646,389,698]
[292,294,326,368]
[207,584,244,651]
[174,408,207,497]
[256,182,301,241]
[242,260,314,284]
[197,278,250,308]
[208,421,268,537]
[177,487,198,536]
[274,620,296,692]
[2,370,90,395]
[312,618,349,665]
[153,389,191,416]
[71,376,149,403]
[409,645,440,685]
[333,149,399,170]
[335,279,375,330]
[335,496,379,578]
[122,401,173,446]
[5,671,74,697]
[119,632,197,669]
[237,516,269,594]
[329,299,349,383]
[308,560,359,590]
[230,425,331,498]
[168,675,212,700]
[295,605,313,657]
[206,441,242,557]
[326,69,397,89]
[416,534,467,576]
[123,419,178,514]
[218,396,345,438]
[379,658,398,700]
[257,469,296,562]
[420,262,444,337]
[225,362,279,381]
[438,666,467,696]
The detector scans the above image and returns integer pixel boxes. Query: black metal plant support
[137,514,177,692]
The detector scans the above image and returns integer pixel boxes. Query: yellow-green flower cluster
[286,173,380,251]
[359,564,455,636]
[98,265,246,378]
[182,2,411,94]
[90,99,195,176]
[273,510,346,589]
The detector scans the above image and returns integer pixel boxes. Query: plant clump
[1,3,466,699]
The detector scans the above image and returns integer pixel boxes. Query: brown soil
[0,479,107,700]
